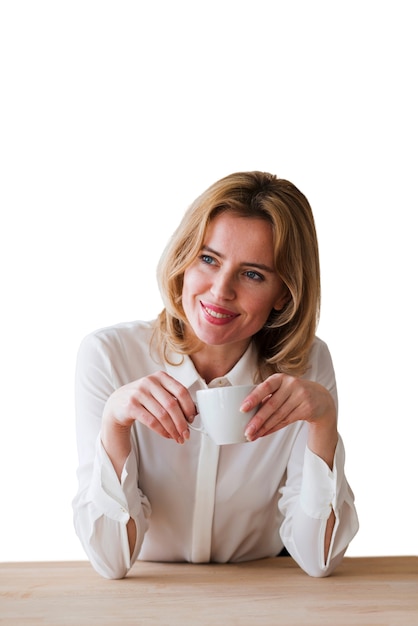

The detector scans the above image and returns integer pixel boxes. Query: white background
[1,1,417,562]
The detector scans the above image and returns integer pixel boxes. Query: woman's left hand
[242,374,339,549]
[242,373,337,445]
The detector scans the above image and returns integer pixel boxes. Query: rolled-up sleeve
[72,332,151,579]
[278,338,359,577]
[279,433,359,578]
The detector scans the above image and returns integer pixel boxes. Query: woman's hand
[102,371,197,445]
[100,371,196,554]
[242,374,338,468]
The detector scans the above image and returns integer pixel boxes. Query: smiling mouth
[201,302,238,320]
[204,306,234,319]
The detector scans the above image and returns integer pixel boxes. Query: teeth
[204,306,233,319]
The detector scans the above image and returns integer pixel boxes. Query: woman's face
[182,212,287,354]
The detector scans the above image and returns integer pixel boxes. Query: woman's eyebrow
[201,245,275,273]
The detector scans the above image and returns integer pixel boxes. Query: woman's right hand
[102,371,197,445]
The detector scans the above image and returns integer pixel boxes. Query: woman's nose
[210,271,235,300]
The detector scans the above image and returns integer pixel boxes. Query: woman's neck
[190,341,250,384]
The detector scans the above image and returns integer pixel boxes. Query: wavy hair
[154,171,320,378]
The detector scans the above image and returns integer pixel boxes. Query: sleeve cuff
[300,442,340,519]
[86,436,140,523]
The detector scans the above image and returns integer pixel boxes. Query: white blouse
[72,320,359,579]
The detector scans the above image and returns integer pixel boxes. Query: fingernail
[182,429,190,441]
[244,426,256,441]
[240,400,251,412]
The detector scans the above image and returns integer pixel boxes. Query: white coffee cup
[190,385,258,445]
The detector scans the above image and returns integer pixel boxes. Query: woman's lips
[200,301,239,324]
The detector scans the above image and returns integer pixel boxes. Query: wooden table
[1,557,417,625]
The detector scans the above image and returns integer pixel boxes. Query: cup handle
[188,417,206,436]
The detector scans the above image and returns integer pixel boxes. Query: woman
[73,171,359,579]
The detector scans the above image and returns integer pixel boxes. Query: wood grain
[1,557,417,625]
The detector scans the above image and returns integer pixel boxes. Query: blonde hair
[155,171,320,378]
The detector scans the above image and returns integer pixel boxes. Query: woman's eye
[245,270,264,281]
[200,254,215,265]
